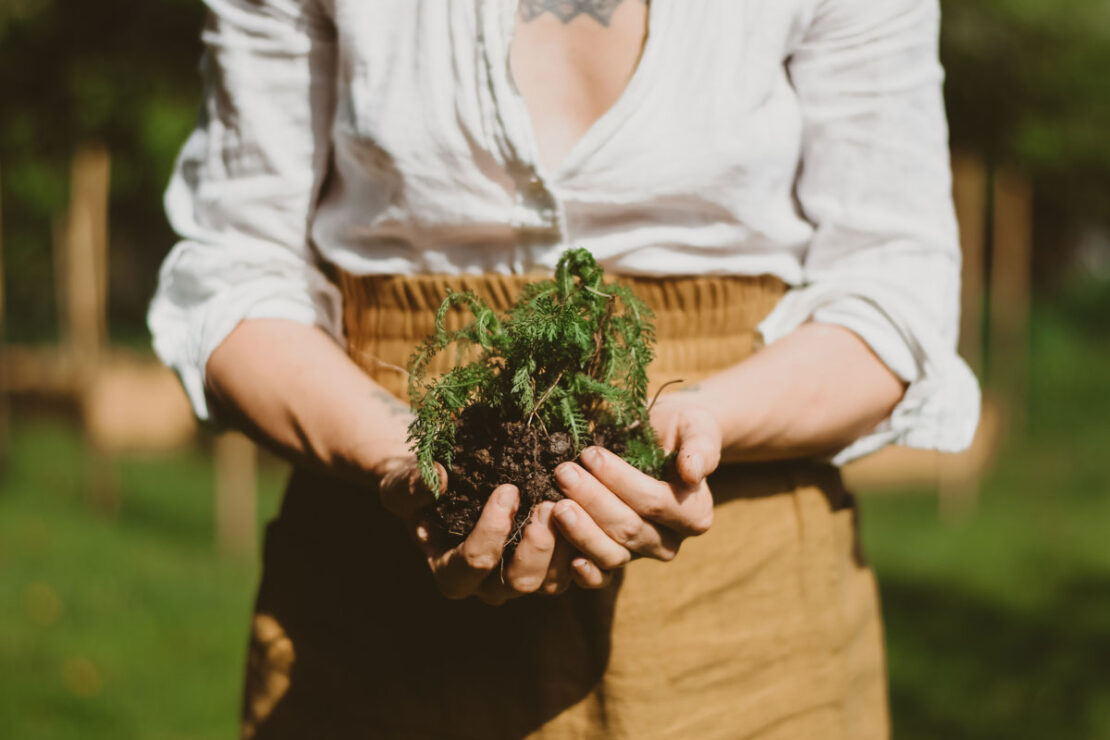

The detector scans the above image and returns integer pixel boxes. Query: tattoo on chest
[518,0,646,27]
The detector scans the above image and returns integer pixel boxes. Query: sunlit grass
[0,420,284,739]
[862,301,1110,739]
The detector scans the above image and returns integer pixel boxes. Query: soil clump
[433,405,627,550]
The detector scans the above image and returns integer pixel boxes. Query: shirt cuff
[148,247,345,425]
[756,285,981,466]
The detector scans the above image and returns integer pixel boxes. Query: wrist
[346,410,414,482]
[674,378,766,460]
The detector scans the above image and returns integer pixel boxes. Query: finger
[539,535,575,596]
[552,499,632,570]
[380,461,445,519]
[431,484,518,599]
[577,447,708,541]
[555,459,675,560]
[503,502,558,594]
[476,502,561,605]
[673,413,722,487]
[476,577,514,606]
[570,557,613,590]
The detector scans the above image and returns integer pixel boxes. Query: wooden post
[939,152,990,519]
[214,432,258,559]
[951,152,988,375]
[64,144,111,371]
[0,164,9,472]
[59,144,115,514]
[53,214,68,347]
[989,167,1033,438]
[0,164,5,330]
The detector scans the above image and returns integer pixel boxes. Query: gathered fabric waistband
[337,271,788,401]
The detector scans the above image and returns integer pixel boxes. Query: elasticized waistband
[337,271,787,401]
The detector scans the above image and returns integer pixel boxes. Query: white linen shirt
[148,0,981,464]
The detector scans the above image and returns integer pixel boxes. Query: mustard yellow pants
[241,274,890,739]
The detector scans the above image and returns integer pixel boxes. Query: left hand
[551,394,721,581]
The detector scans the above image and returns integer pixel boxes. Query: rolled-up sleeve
[757,0,981,464]
[148,0,343,423]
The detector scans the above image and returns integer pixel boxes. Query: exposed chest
[508,0,650,172]
[331,0,808,198]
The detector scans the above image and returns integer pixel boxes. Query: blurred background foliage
[2,0,1110,341]
[0,0,203,342]
[2,1,1110,738]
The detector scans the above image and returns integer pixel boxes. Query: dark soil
[433,405,628,552]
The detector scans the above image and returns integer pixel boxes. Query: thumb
[379,459,446,519]
[674,411,722,487]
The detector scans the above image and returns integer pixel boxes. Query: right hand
[549,400,720,570]
[377,458,611,605]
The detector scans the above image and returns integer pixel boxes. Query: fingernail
[536,503,553,524]
[497,486,517,508]
[581,447,603,468]
[686,455,704,483]
[572,558,590,572]
[555,463,579,485]
[555,502,577,526]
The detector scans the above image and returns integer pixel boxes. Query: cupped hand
[377,458,604,605]
[551,397,720,570]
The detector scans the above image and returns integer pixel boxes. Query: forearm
[681,323,906,463]
[205,319,413,482]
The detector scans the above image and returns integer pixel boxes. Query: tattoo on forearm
[372,389,413,418]
[518,0,646,26]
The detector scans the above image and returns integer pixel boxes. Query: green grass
[0,421,285,739]
[862,297,1110,739]
[0,294,1108,738]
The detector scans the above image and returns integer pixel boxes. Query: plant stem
[627,378,686,431]
[528,368,565,426]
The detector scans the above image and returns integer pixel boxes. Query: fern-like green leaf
[406,247,664,495]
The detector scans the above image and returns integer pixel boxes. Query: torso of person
[509,0,650,172]
[313,0,826,279]
[174,3,942,737]
[153,0,974,468]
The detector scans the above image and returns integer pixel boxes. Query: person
[149,0,980,737]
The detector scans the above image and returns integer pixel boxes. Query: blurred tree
[940,0,1110,280]
[0,0,202,342]
[0,0,1106,341]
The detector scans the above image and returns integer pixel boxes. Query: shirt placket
[476,0,567,270]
